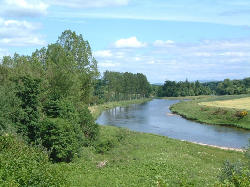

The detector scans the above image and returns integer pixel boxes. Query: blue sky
[1,0,250,83]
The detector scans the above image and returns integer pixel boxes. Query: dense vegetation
[0,30,152,186]
[170,95,250,129]
[157,80,212,97]
[93,71,151,104]
[158,77,250,97]
[204,78,250,95]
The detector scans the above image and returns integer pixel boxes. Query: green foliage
[0,134,67,186]
[0,84,20,133]
[204,77,250,95]
[218,144,250,186]
[94,127,125,154]
[39,118,83,163]
[12,75,42,142]
[93,71,151,103]
[218,160,250,186]
[158,80,212,97]
[78,106,99,145]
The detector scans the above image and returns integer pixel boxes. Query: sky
[1,0,250,83]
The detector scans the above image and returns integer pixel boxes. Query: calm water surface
[96,99,250,148]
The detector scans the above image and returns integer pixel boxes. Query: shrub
[44,99,99,146]
[12,75,43,143]
[44,98,78,121]
[218,144,250,186]
[0,84,20,133]
[39,118,83,162]
[218,160,250,186]
[78,105,99,145]
[0,134,67,186]
[235,110,248,119]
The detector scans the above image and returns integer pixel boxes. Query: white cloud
[98,60,120,67]
[50,0,129,8]
[94,50,113,58]
[0,18,46,47]
[1,0,48,17]
[95,38,250,82]
[114,37,147,48]
[153,40,175,47]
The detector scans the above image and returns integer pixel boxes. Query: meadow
[63,125,246,186]
[199,97,250,110]
[170,95,250,129]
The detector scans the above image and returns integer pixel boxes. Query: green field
[62,126,246,186]
[170,95,250,129]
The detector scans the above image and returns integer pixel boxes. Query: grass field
[62,126,247,186]
[200,97,250,110]
[170,95,250,129]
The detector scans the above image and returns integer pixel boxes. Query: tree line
[157,77,250,97]
[157,80,212,97]
[93,71,151,103]
[204,78,250,95]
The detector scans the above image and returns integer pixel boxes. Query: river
[96,99,250,148]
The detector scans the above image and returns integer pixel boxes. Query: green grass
[61,126,246,186]
[170,95,250,130]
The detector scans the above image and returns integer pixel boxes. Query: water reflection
[96,99,250,148]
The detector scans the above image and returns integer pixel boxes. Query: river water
[96,99,250,148]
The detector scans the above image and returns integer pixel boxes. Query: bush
[0,134,66,186]
[218,144,250,186]
[218,160,250,186]
[39,118,83,162]
[235,110,248,119]
[0,84,20,133]
[78,105,99,145]
[12,75,43,143]
[44,98,78,121]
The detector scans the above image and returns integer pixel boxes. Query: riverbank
[59,98,249,186]
[63,125,246,186]
[169,95,250,130]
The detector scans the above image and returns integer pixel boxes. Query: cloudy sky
[1,0,250,83]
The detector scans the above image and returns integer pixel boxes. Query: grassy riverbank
[170,95,250,130]
[59,98,248,186]
[63,126,246,186]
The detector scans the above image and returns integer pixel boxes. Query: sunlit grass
[199,97,250,110]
